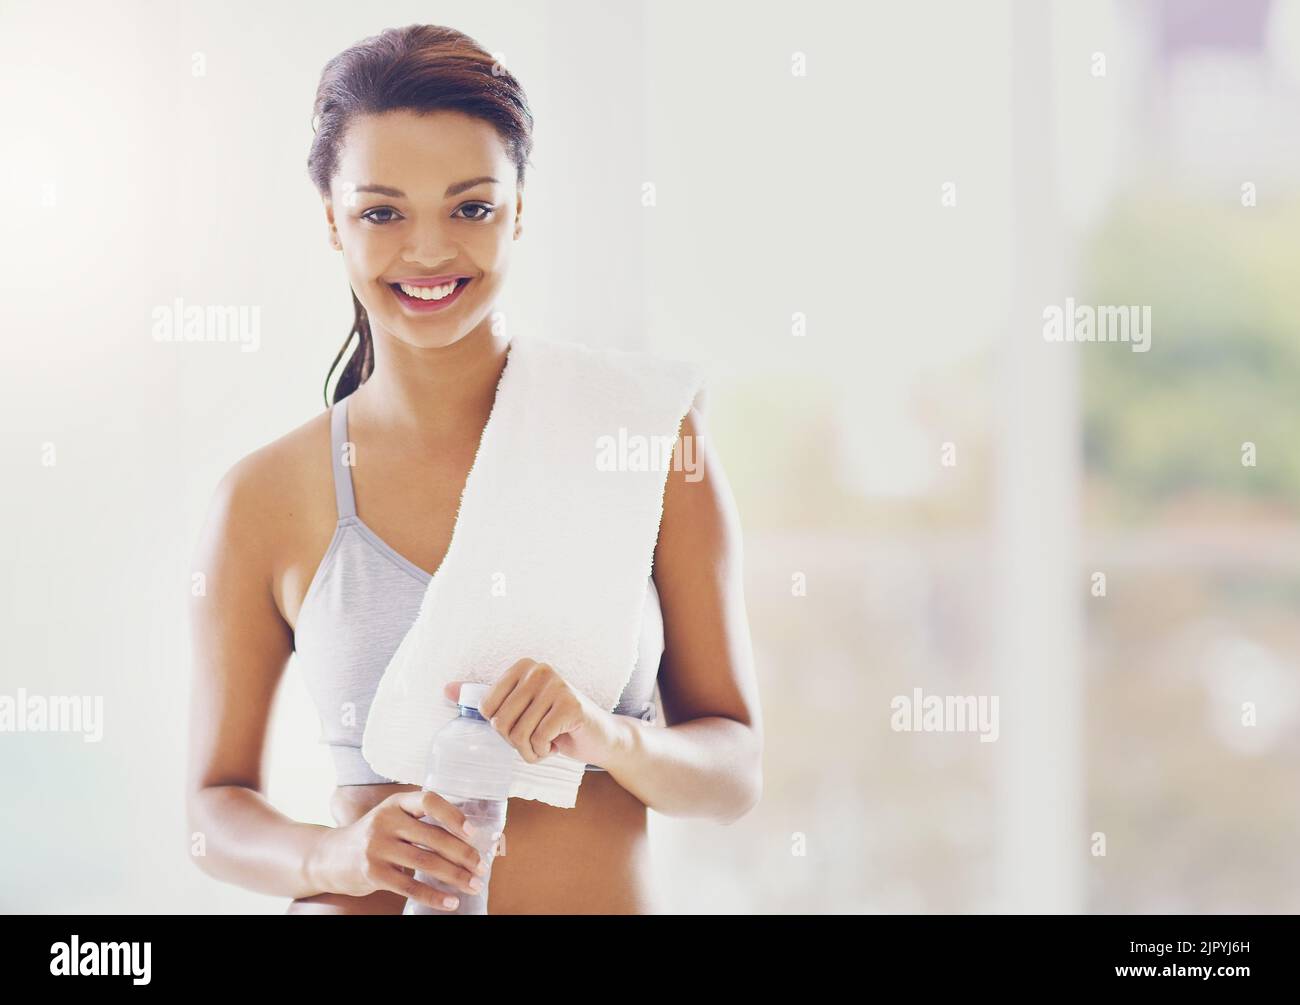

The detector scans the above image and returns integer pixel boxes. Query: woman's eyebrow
[446,175,499,196]
[353,176,499,199]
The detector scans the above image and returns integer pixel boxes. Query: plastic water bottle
[404,682,516,915]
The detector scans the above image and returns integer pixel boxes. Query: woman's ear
[513,188,524,240]
[324,197,342,250]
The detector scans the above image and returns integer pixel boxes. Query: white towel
[360,332,707,808]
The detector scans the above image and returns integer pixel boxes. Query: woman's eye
[455,203,496,222]
[361,207,401,224]
[359,204,493,224]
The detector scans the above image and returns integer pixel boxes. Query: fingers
[507,684,560,763]
[399,814,485,877]
[487,662,568,763]
[383,835,483,899]
[479,659,534,719]
[464,660,579,762]
[486,665,543,735]
[531,705,569,759]
[374,862,463,912]
[392,791,486,872]
[375,793,493,911]
[393,790,475,842]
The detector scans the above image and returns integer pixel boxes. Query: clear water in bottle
[404,682,516,915]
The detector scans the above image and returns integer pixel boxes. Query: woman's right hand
[312,790,490,911]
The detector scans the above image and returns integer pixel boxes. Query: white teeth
[397,280,459,301]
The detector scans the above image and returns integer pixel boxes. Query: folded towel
[360,332,707,808]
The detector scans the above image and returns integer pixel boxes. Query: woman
[185,24,762,915]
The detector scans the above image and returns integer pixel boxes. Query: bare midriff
[286,770,657,914]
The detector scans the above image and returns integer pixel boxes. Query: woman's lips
[387,277,471,313]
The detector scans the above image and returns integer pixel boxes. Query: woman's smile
[387,275,473,313]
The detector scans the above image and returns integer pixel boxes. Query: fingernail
[467,878,483,893]
[463,821,477,836]
[443,896,459,909]
[475,861,489,876]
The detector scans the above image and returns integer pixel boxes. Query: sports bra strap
[329,395,358,521]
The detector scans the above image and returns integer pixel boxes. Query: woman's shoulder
[197,408,335,564]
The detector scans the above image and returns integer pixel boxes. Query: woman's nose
[402,218,457,265]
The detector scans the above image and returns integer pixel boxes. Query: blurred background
[1,0,1297,913]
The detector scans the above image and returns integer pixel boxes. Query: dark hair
[307,24,535,405]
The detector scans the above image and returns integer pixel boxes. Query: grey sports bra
[292,393,664,785]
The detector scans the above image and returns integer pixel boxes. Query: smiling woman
[306,26,533,404]
[185,24,762,917]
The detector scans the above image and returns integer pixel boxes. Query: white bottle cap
[457,682,491,711]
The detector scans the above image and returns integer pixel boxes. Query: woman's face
[325,108,521,349]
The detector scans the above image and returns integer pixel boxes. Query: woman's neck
[348,322,511,450]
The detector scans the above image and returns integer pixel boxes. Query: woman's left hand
[444,659,622,768]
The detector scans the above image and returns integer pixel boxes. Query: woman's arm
[185,455,334,899]
[600,406,764,824]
